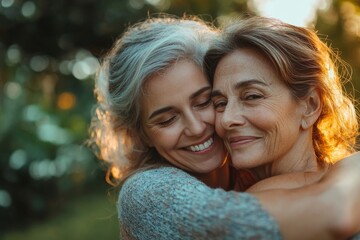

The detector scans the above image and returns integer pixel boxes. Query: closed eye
[157,116,177,127]
[213,99,227,112]
[195,98,212,109]
[244,93,264,101]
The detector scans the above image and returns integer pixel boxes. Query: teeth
[188,138,214,152]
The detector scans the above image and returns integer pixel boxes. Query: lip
[227,136,260,148]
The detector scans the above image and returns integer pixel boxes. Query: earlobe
[300,89,322,130]
[301,119,308,129]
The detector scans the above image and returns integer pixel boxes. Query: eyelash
[243,93,263,100]
[212,92,263,112]
[157,116,176,127]
[213,99,227,112]
[196,98,212,108]
[156,96,211,127]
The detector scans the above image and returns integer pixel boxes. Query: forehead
[141,60,210,113]
[213,48,280,89]
[144,59,208,95]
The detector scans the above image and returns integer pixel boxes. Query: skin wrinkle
[213,48,327,183]
[248,93,310,178]
[263,95,299,176]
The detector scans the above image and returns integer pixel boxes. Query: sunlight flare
[249,0,332,26]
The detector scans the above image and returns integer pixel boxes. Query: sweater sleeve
[118,167,282,240]
[351,233,360,239]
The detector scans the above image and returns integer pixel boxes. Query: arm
[254,152,360,240]
[118,152,360,240]
[118,167,281,240]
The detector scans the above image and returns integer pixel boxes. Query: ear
[300,88,322,130]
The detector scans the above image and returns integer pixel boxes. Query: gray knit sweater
[117,167,282,239]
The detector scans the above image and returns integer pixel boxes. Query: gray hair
[89,16,219,185]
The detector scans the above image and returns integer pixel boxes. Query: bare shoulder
[246,171,324,193]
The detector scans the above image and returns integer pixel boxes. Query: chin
[205,161,224,173]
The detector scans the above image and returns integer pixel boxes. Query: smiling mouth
[228,136,260,147]
[186,137,214,152]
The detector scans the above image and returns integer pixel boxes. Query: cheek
[256,105,300,153]
[145,126,178,150]
[249,105,284,143]
[202,106,216,124]
[214,112,225,137]
[250,100,290,129]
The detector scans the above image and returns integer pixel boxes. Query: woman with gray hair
[89,15,360,239]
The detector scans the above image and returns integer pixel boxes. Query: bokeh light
[145,0,170,10]
[4,81,22,100]
[0,190,12,208]
[29,159,58,179]
[21,1,36,18]
[249,0,331,26]
[30,55,49,72]
[341,1,360,38]
[1,0,15,8]
[71,50,99,80]
[9,149,28,170]
[6,45,21,65]
[37,122,73,145]
[22,104,45,122]
[57,92,76,110]
[129,0,144,9]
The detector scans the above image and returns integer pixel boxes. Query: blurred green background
[0,0,359,239]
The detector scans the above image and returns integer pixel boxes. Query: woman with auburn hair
[89,15,360,239]
[207,15,357,165]
[206,16,360,238]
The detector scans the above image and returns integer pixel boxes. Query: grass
[2,190,120,240]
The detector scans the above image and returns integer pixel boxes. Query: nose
[183,111,206,136]
[221,101,246,130]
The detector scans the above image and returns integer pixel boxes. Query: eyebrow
[234,79,268,89]
[148,86,212,120]
[212,79,268,98]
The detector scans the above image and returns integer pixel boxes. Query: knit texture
[118,167,282,239]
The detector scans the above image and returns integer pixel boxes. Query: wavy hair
[89,15,219,186]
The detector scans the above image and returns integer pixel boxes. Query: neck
[194,155,231,190]
[252,131,326,180]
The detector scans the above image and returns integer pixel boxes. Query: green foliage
[316,0,360,98]
[0,0,224,232]
[2,189,119,240]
